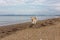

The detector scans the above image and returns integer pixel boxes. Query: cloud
[25,0,46,5]
[51,3,60,11]
[0,0,60,15]
[0,0,25,6]
[0,0,46,6]
[0,7,49,15]
[43,0,60,11]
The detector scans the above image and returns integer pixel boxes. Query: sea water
[0,16,59,26]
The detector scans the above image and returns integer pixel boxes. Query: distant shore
[0,18,60,40]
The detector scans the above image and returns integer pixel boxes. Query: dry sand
[0,18,60,40]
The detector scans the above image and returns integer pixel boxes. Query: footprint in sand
[12,28,18,31]
[7,31,11,32]
[2,32,5,33]
[6,33,10,35]
[41,23,47,26]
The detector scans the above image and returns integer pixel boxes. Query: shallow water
[0,16,59,26]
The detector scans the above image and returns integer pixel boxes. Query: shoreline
[0,17,59,26]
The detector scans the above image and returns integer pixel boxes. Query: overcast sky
[0,0,60,15]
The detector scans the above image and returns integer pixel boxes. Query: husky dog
[31,16,37,24]
[29,16,37,27]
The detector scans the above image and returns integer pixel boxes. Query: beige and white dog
[31,16,37,24]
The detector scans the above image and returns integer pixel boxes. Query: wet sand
[0,18,60,40]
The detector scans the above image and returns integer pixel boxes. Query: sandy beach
[0,18,60,40]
